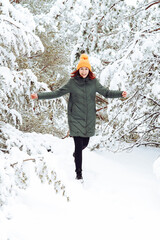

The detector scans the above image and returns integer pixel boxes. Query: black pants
[73,136,90,173]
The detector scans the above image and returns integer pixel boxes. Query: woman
[31,54,127,181]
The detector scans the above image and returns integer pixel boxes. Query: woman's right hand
[31,93,38,99]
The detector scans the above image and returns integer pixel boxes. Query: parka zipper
[84,79,88,135]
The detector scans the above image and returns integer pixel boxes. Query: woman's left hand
[122,91,127,98]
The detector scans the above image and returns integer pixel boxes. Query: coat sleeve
[95,79,123,98]
[37,79,71,100]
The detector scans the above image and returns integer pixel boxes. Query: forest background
[0,0,159,152]
[0,0,160,151]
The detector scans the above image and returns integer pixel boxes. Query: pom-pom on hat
[77,54,92,71]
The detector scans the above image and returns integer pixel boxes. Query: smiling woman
[31,53,127,181]
[71,54,96,80]
[78,55,91,78]
[79,67,89,78]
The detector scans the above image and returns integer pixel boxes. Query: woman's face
[79,67,89,78]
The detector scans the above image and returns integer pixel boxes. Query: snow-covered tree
[0,121,69,207]
[97,1,160,150]
[0,0,70,137]
[0,0,44,127]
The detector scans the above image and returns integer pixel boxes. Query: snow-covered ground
[1,136,160,240]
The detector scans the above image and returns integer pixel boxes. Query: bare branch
[27,53,43,59]
[122,141,160,151]
[2,19,20,29]
[145,1,160,10]
[102,90,138,134]
[40,65,50,72]
[96,106,108,112]
[10,0,20,3]
[10,158,36,167]
[0,148,9,153]
[96,95,109,104]
[141,95,160,107]
[62,130,70,139]
[110,0,122,10]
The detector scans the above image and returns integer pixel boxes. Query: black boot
[76,170,83,180]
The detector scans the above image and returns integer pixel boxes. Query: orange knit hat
[77,54,92,71]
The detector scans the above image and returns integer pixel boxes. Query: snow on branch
[116,94,159,150]
[9,157,69,201]
[116,1,160,25]
[0,16,44,58]
[0,123,70,202]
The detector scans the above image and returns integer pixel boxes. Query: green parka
[38,75,123,137]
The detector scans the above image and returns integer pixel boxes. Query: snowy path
[2,138,160,240]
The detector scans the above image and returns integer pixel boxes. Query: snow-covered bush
[0,67,46,127]
[0,122,69,207]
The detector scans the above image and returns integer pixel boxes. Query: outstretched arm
[31,80,71,100]
[96,79,127,98]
